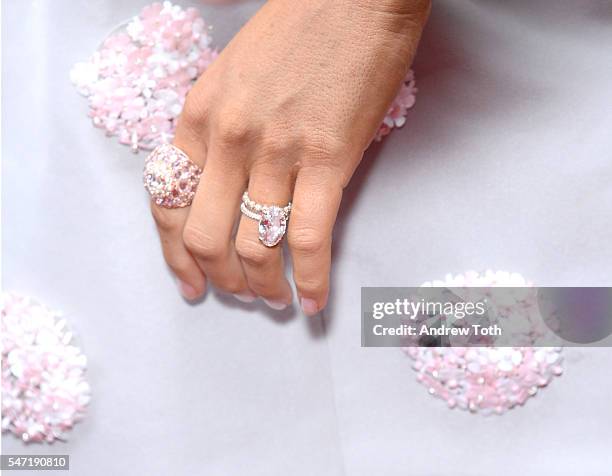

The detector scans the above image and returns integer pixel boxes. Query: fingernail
[178,280,199,301]
[300,297,318,316]
[233,292,256,303]
[263,299,288,311]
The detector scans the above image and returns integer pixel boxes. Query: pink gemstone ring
[143,144,202,208]
[240,191,292,247]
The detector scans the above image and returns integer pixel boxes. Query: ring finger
[235,168,294,309]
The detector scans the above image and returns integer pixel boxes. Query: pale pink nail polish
[300,297,318,316]
[178,280,199,301]
[263,299,288,311]
[233,292,256,303]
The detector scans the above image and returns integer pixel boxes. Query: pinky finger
[288,169,343,316]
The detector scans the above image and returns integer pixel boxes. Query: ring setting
[143,144,202,208]
[240,192,292,247]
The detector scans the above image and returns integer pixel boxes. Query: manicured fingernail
[263,299,288,311]
[233,292,256,303]
[178,280,199,301]
[300,297,318,316]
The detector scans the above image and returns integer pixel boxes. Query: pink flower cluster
[71,2,218,152]
[1,293,90,443]
[405,271,564,415]
[374,69,417,142]
[72,2,416,153]
[407,346,563,415]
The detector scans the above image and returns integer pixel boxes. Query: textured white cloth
[3,1,612,474]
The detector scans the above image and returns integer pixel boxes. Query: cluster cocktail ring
[240,191,292,247]
[143,144,202,208]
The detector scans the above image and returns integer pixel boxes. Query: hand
[151,0,430,314]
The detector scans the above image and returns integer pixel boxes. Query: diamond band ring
[241,191,292,247]
[143,144,202,208]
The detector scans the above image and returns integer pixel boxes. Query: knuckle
[215,277,244,294]
[288,228,327,256]
[304,133,351,162]
[214,108,252,146]
[295,275,328,296]
[151,205,177,231]
[258,134,291,158]
[166,258,192,277]
[180,95,209,130]
[244,276,268,294]
[182,225,224,260]
[236,238,268,266]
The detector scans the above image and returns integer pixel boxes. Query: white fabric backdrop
[3,1,612,474]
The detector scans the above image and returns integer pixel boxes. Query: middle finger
[182,145,254,301]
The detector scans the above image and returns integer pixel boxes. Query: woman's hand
[151,0,430,314]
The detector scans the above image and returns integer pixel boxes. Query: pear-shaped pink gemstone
[258,206,287,247]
